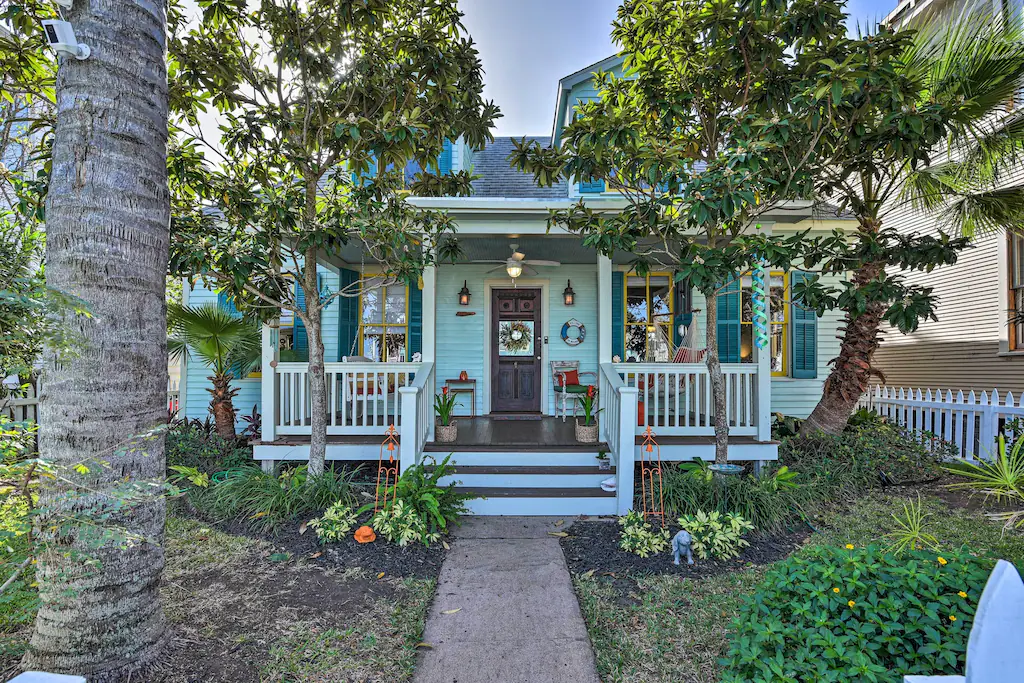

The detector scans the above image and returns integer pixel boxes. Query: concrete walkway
[414,517,601,683]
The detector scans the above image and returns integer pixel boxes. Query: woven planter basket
[575,419,599,444]
[435,420,458,443]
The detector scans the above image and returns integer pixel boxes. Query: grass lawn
[0,516,435,682]
[572,487,1024,683]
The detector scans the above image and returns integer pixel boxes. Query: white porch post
[260,322,279,443]
[756,263,772,442]
[598,255,613,363]
[422,264,437,363]
[616,386,638,515]
[398,386,417,474]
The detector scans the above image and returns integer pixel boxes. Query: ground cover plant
[369,456,474,546]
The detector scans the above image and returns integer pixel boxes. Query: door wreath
[561,318,585,346]
[498,320,533,354]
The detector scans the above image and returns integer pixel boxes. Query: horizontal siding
[435,264,599,416]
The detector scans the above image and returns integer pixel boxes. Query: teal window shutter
[408,278,422,360]
[790,271,818,379]
[337,269,359,361]
[293,279,308,357]
[672,279,692,349]
[611,271,624,361]
[716,279,741,363]
[438,140,453,175]
[579,178,605,193]
[217,291,240,317]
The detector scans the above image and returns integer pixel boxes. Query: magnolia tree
[167,0,499,475]
[512,0,862,463]
[796,15,1024,434]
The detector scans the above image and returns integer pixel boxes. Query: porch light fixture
[563,280,575,306]
[458,280,471,306]
[505,260,523,279]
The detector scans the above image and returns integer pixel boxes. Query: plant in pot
[596,450,611,471]
[435,386,459,443]
[575,385,600,443]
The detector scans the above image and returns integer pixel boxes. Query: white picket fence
[858,385,1024,461]
[2,377,183,423]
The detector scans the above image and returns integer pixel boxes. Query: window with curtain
[1010,233,1024,350]
[625,273,674,362]
[359,278,408,362]
[738,272,788,375]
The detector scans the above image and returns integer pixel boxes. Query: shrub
[371,499,438,546]
[202,464,358,533]
[721,545,992,682]
[618,511,670,557]
[661,462,798,534]
[780,423,947,501]
[166,419,251,473]
[308,501,358,544]
[366,455,474,545]
[678,510,753,560]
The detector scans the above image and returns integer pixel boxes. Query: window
[359,278,408,362]
[624,273,674,362]
[1010,233,1024,350]
[739,272,788,376]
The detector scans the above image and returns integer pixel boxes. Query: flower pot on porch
[436,420,458,443]
[575,419,599,444]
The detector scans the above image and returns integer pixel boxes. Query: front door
[491,288,542,413]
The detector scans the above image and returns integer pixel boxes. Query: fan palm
[168,303,261,440]
[802,9,1024,435]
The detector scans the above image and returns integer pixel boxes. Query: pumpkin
[354,525,376,544]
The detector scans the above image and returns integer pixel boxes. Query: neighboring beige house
[870,0,1024,393]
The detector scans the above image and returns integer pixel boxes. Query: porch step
[438,465,614,489]
[456,486,615,498]
[460,490,618,516]
[424,441,610,454]
[425,451,606,467]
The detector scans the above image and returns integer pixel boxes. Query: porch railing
[599,363,639,515]
[273,361,422,436]
[613,362,759,437]
[399,361,435,473]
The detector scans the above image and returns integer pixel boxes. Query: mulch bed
[560,519,809,582]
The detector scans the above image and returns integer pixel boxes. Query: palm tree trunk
[303,249,328,478]
[24,0,169,678]
[800,258,887,436]
[208,374,238,440]
[703,288,730,464]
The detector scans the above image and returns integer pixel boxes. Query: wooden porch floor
[423,416,610,453]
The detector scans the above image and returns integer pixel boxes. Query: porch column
[260,322,279,442]
[598,254,613,363]
[755,264,772,442]
[422,263,437,363]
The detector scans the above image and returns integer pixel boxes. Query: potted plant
[434,386,459,443]
[575,385,600,443]
[596,450,611,471]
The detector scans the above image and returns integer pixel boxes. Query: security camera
[41,20,90,60]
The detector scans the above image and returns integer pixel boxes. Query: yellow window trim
[738,271,789,377]
[623,271,676,361]
[357,278,411,362]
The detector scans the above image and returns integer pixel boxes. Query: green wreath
[499,320,533,354]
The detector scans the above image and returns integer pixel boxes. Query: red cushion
[558,369,580,387]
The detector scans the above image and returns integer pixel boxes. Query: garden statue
[673,530,694,565]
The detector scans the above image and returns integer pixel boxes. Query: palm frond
[944,185,1024,238]
[168,303,261,375]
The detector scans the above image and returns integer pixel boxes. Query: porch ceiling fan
[471,243,561,278]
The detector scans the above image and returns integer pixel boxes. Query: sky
[459,0,898,137]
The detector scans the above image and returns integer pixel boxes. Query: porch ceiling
[454,235,598,265]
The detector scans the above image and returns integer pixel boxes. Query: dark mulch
[560,519,809,583]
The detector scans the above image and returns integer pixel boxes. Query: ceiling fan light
[506,261,523,279]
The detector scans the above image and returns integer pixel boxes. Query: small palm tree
[168,303,261,440]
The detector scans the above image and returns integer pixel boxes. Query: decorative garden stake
[375,424,400,513]
[639,427,665,523]
[672,530,694,565]
[751,257,769,352]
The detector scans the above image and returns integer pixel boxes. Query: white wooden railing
[273,361,422,436]
[613,363,759,436]
[399,362,435,473]
[859,385,1024,461]
[600,363,639,515]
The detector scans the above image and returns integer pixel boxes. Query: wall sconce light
[458,280,471,306]
[563,279,575,306]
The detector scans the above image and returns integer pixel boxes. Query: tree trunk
[25,0,169,678]
[303,249,328,478]
[800,258,887,436]
[703,288,730,464]
[208,374,238,440]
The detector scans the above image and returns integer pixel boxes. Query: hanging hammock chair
[672,310,708,364]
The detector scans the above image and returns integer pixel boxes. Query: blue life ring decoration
[561,318,586,346]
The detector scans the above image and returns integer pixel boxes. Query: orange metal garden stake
[375,424,400,512]
[639,426,664,523]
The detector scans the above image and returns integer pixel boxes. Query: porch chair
[551,360,597,422]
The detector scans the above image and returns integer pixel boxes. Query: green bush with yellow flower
[721,544,992,682]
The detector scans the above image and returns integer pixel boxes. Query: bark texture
[303,247,328,477]
[703,288,730,464]
[800,258,887,436]
[207,374,239,440]
[24,0,170,678]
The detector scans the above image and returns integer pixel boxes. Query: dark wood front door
[491,288,542,413]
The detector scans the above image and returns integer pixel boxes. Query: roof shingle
[470,136,568,199]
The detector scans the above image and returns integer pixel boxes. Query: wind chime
[750,260,770,353]
[375,424,400,512]
[639,426,665,524]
